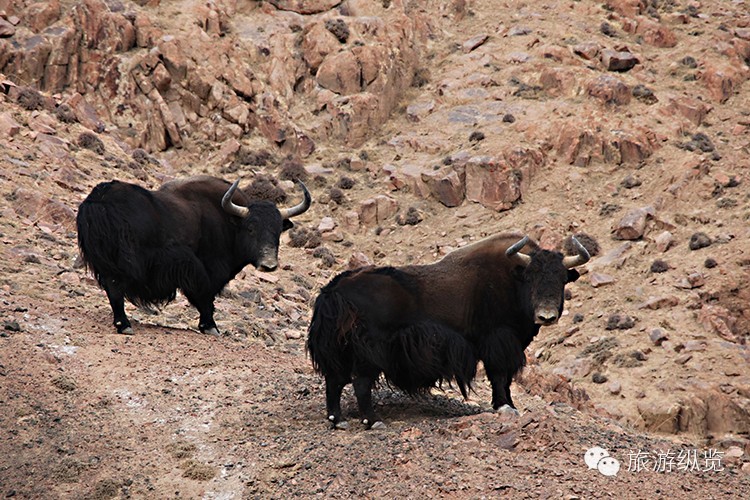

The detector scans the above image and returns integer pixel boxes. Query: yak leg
[182,277,218,335]
[485,366,514,409]
[186,293,218,336]
[486,368,520,417]
[352,367,383,429]
[102,278,132,334]
[325,374,349,429]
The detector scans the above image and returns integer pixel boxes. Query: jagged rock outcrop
[0,0,428,152]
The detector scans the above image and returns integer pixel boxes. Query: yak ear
[282,219,294,232]
[567,269,581,283]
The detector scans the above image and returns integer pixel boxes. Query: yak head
[221,179,311,272]
[506,235,590,326]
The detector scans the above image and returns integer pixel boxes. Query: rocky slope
[1,0,749,497]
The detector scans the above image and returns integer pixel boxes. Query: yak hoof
[118,327,134,335]
[334,421,350,430]
[370,421,386,430]
[202,327,221,336]
[497,404,520,418]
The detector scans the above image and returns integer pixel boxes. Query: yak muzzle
[257,252,279,272]
[535,309,559,326]
[258,260,278,272]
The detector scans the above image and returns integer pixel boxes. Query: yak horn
[221,179,250,218]
[562,236,591,268]
[506,235,532,267]
[279,181,312,220]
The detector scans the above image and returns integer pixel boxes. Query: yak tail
[77,189,209,307]
[77,194,147,287]
[384,322,477,398]
[307,289,358,378]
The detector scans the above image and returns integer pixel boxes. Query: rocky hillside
[1,0,750,497]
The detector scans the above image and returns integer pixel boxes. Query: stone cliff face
[0,0,428,153]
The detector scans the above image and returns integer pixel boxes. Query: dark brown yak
[77,175,310,335]
[307,233,590,429]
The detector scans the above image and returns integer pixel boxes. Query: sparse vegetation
[246,175,287,203]
[279,157,308,182]
[77,132,105,155]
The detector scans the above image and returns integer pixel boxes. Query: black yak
[77,175,310,335]
[307,233,590,428]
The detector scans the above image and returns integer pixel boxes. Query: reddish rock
[210,138,240,166]
[359,199,377,226]
[698,304,739,343]
[699,63,746,103]
[612,207,653,240]
[557,126,612,167]
[601,49,639,72]
[675,272,705,289]
[269,0,341,14]
[589,242,632,269]
[302,22,340,71]
[674,353,692,365]
[152,62,172,92]
[463,150,542,212]
[341,210,360,230]
[28,112,57,135]
[573,42,600,60]
[133,12,161,48]
[664,96,712,126]
[586,74,631,105]
[24,0,62,33]
[637,398,680,433]
[465,160,522,212]
[388,164,432,198]
[539,45,572,63]
[614,129,655,164]
[539,67,579,97]
[352,44,385,89]
[0,112,21,137]
[405,100,435,122]
[462,34,489,53]
[421,167,465,207]
[556,124,654,166]
[158,37,188,82]
[317,51,361,95]
[318,217,336,233]
[608,381,622,395]
[638,295,679,310]
[11,188,76,229]
[635,18,677,48]
[552,356,593,381]
[590,273,615,288]
[654,231,674,252]
[375,195,399,224]
[683,341,707,352]
[348,252,372,269]
[358,195,399,226]
[605,0,647,17]
[63,93,104,132]
[0,18,15,37]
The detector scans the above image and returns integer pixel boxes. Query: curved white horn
[221,179,250,218]
[279,181,312,220]
[562,236,591,268]
[506,235,532,267]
